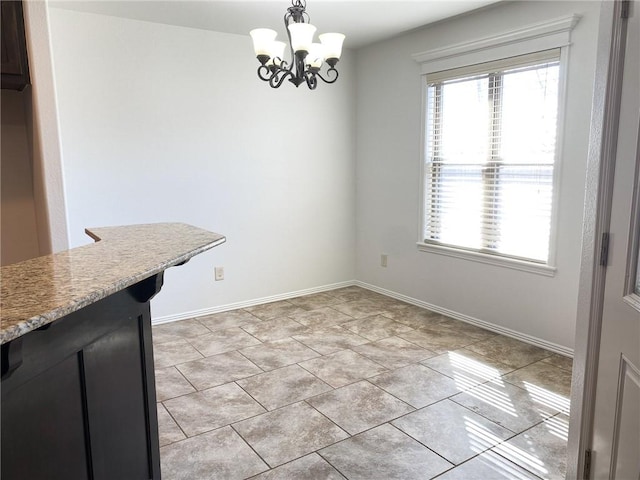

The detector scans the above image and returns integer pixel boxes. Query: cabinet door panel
[1,354,90,480]
[1,1,30,90]
[83,314,152,480]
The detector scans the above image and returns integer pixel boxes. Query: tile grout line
[384,422,457,477]
[158,401,191,443]
[228,423,273,474]
[233,380,271,413]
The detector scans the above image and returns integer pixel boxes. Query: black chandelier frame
[255,0,339,90]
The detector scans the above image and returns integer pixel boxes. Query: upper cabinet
[1,1,30,91]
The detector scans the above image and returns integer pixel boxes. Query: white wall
[23,0,70,255]
[355,1,601,350]
[47,8,356,320]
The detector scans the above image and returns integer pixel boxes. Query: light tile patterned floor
[153,286,572,480]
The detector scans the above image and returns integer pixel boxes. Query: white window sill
[416,242,557,277]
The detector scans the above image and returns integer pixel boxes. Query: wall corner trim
[412,14,582,74]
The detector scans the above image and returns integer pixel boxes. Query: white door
[590,1,640,478]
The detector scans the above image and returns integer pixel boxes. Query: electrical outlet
[214,266,224,281]
[381,254,388,267]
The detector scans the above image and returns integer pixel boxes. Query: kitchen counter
[1,222,225,480]
[0,222,225,344]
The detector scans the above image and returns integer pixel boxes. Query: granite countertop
[0,223,226,345]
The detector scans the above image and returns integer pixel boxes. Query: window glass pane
[425,164,483,249]
[496,165,554,261]
[439,78,489,165]
[501,64,559,165]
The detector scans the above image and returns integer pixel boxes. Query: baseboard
[356,281,574,358]
[153,279,573,358]
[152,280,357,326]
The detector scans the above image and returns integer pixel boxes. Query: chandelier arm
[304,71,318,90]
[276,59,290,71]
[315,67,339,84]
[257,65,273,82]
[269,69,294,88]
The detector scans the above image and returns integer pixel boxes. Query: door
[590,1,640,478]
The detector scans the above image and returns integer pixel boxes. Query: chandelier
[249,0,345,90]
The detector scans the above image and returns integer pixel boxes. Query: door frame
[567,0,631,478]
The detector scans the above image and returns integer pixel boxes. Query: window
[422,50,561,265]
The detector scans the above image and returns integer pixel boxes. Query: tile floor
[153,286,573,480]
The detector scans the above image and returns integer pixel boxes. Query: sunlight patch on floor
[449,351,514,402]
[523,381,570,413]
[476,450,543,479]
[492,435,549,476]
[542,414,569,441]
[460,380,518,417]
[464,416,510,455]
[449,351,502,380]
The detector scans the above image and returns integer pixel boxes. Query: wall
[1,90,40,265]
[47,8,356,321]
[23,0,70,255]
[355,1,601,350]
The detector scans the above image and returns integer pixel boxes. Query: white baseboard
[356,280,574,358]
[152,280,356,326]
[152,279,573,358]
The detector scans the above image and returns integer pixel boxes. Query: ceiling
[51,0,502,49]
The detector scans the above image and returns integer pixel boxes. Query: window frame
[423,52,561,267]
[413,15,580,276]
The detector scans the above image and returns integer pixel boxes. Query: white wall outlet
[381,254,388,267]
[214,266,224,281]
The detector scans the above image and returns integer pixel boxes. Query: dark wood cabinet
[1,275,162,480]
[1,0,30,91]
[2,354,92,479]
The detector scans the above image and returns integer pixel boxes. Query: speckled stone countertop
[0,223,225,345]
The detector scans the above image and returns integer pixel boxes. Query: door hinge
[583,449,592,479]
[621,0,630,18]
[600,232,610,267]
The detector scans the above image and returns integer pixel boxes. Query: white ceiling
[51,0,502,49]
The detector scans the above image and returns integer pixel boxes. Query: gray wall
[1,90,40,265]
[354,1,602,350]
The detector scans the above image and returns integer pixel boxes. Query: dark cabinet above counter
[1,0,30,91]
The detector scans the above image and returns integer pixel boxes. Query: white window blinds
[423,50,561,264]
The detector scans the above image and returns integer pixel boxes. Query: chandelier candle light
[249,0,345,89]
